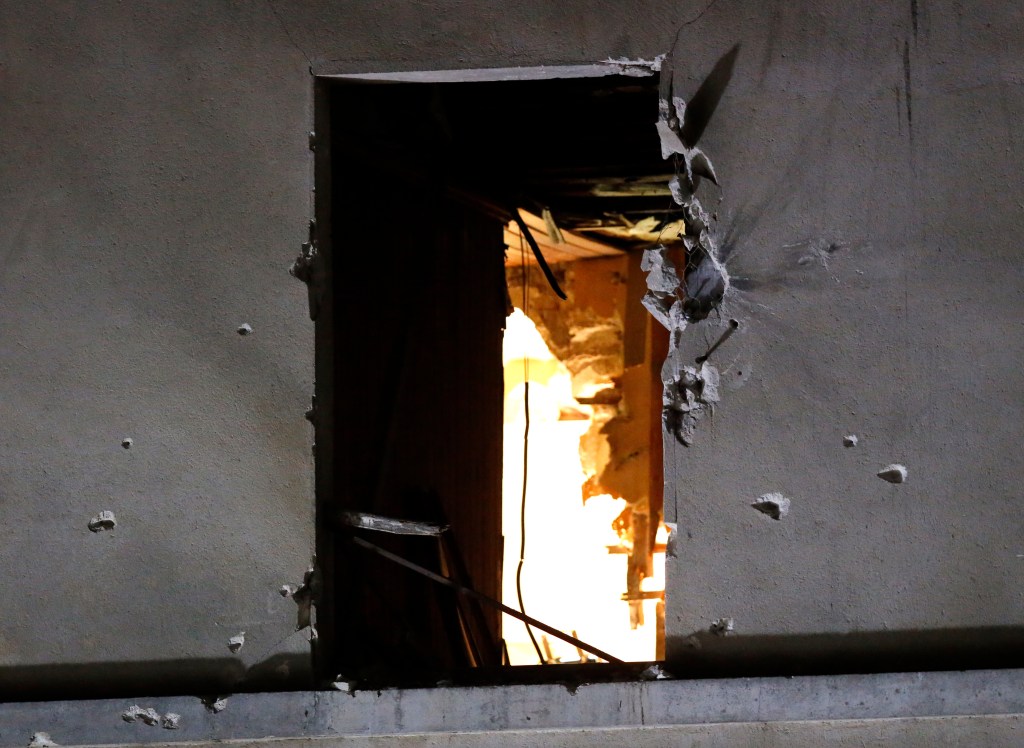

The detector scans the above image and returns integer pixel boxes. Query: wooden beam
[505,208,624,267]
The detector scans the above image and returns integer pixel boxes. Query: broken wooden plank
[620,590,665,601]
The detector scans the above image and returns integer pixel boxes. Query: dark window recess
[318,74,671,687]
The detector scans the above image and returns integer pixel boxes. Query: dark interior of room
[323,74,671,685]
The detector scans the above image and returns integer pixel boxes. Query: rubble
[161,713,181,730]
[661,357,720,446]
[121,706,161,726]
[641,47,738,445]
[710,617,735,636]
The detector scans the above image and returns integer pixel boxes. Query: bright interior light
[501,308,663,664]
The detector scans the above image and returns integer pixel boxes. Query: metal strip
[348,535,624,664]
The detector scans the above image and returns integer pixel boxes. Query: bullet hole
[88,511,117,532]
[201,696,228,714]
[279,584,298,597]
[161,714,181,730]
[710,617,735,636]
[28,733,58,747]
[237,323,253,336]
[227,632,245,653]
[289,562,318,631]
[751,492,790,520]
[121,706,161,726]
[121,437,133,449]
[843,434,858,447]
[662,360,721,446]
[878,464,908,484]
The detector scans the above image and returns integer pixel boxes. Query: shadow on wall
[665,626,1024,678]
[0,654,312,702]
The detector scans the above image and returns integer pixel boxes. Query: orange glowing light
[501,309,664,664]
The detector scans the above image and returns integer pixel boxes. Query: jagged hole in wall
[323,68,721,681]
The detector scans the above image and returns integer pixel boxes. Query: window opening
[321,70,677,684]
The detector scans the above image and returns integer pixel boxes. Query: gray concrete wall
[0,0,1021,687]
[0,2,316,690]
[657,0,1024,659]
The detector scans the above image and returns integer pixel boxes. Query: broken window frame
[309,63,687,688]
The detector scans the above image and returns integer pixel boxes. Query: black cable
[515,230,546,665]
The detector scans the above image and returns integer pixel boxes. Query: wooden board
[504,208,624,266]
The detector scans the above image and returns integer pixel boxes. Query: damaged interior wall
[0,0,1022,700]
[507,254,667,642]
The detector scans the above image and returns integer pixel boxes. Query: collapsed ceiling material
[504,209,624,267]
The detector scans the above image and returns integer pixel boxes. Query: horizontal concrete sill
[2,669,1023,747]
[42,716,1024,748]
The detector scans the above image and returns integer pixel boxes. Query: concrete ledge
[2,669,1022,747]
[61,716,1024,748]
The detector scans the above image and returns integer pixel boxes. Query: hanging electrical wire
[515,226,546,665]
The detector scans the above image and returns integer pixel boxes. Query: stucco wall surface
[0,0,1022,681]
[654,0,1024,653]
[0,2,316,685]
